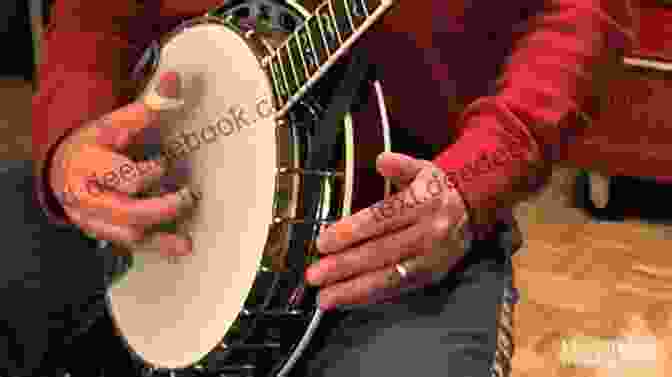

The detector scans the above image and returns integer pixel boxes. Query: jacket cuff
[433,96,549,230]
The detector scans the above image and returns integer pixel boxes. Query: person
[1,0,633,376]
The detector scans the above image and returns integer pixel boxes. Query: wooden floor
[4,78,672,375]
[513,168,672,377]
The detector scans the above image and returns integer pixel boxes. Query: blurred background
[0,0,36,80]
[0,0,41,161]
[2,0,672,376]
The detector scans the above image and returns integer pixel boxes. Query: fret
[326,1,345,44]
[278,47,298,94]
[344,0,366,27]
[305,17,328,72]
[270,0,396,115]
[273,57,290,103]
[275,53,295,98]
[316,5,340,53]
[291,31,311,79]
[315,13,332,56]
[353,0,368,17]
[330,0,357,38]
[268,60,287,107]
[363,0,381,15]
[298,26,318,76]
[341,0,357,31]
[285,37,306,87]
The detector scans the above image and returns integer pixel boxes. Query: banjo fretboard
[264,0,396,118]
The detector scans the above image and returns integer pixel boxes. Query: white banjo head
[107,21,277,369]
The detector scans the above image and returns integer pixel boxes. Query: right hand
[49,71,194,257]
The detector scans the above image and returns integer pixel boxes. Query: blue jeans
[0,161,517,377]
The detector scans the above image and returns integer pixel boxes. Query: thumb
[97,71,184,150]
[375,152,428,188]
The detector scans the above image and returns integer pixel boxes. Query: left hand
[305,152,472,311]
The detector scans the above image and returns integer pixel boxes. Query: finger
[69,206,192,257]
[67,208,144,246]
[61,144,133,188]
[338,268,438,310]
[318,162,460,255]
[396,215,471,283]
[112,158,167,195]
[75,186,196,228]
[64,146,167,196]
[96,71,184,150]
[317,264,403,311]
[131,232,193,257]
[307,219,432,286]
[316,177,442,255]
[376,152,430,188]
[317,225,469,312]
[55,183,83,209]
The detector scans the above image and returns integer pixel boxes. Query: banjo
[106,0,397,376]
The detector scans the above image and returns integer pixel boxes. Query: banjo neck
[266,0,397,118]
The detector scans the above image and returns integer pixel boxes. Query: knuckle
[64,208,82,225]
[422,192,443,211]
[431,217,453,236]
[326,257,344,276]
[118,228,143,246]
[126,229,145,244]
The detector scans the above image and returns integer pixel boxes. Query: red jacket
[32,0,634,225]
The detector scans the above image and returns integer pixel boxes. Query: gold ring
[395,262,409,280]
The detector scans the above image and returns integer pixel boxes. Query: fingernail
[156,71,181,99]
[144,71,185,111]
[304,267,318,285]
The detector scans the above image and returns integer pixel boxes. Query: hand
[50,71,194,257]
[305,152,472,311]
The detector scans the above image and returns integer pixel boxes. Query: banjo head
[104,0,391,375]
[108,19,277,369]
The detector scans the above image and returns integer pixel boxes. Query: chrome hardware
[276,167,345,179]
[273,216,335,225]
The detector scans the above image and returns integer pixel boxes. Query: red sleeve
[433,0,635,222]
[31,1,188,223]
